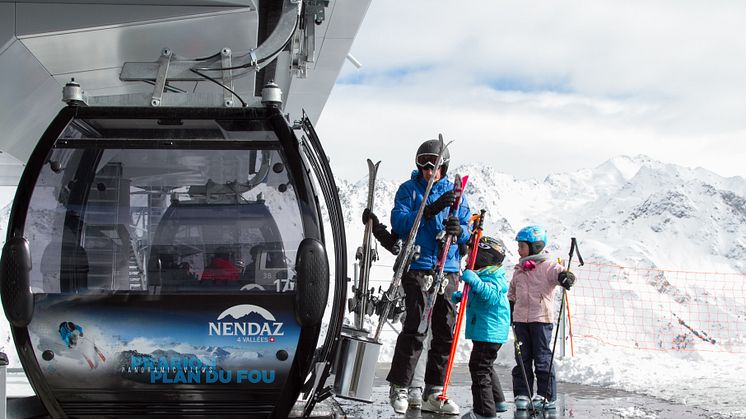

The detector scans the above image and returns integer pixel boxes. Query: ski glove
[444,216,463,237]
[361,208,380,228]
[558,270,576,290]
[371,221,400,255]
[423,191,456,219]
[461,269,479,287]
[509,300,515,325]
[451,290,463,304]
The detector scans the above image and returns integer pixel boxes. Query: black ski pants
[511,322,556,401]
[469,341,505,417]
[387,270,458,388]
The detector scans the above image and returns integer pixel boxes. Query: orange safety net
[568,262,746,353]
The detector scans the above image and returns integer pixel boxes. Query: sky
[316,0,746,183]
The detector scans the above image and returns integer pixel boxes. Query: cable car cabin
[0,106,346,418]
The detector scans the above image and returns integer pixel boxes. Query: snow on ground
[552,337,746,417]
[608,406,660,418]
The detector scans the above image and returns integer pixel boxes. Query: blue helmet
[515,225,547,255]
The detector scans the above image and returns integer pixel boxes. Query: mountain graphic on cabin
[217,304,276,321]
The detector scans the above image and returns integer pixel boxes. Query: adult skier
[385,139,470,415]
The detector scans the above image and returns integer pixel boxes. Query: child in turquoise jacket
[452,236,510,419]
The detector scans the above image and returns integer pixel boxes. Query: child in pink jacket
[507,226,575,411]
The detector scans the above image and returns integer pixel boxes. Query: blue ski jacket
[59,322,84,347]
[460,266,510,343]
[391,170,470,272]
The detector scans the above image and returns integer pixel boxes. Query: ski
[94,345,107,363]
[417,174,468,335]
[82,353,95,369]
[352,158,381,330]
[439,210,485,401]
[373,135,452,341]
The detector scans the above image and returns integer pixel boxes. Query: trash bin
[333,329,381,403]
[0,352,8,419]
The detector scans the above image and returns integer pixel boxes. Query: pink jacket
[508,259,565,323]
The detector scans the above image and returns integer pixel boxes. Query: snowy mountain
[341,155,746,275]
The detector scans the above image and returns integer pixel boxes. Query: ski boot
[531,394,556,410]
[421,386,460,415]
[495,401,509,412]
[389,384,409,414]
[408,386,423,409]
[514,395,531,410]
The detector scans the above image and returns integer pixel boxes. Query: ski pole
[438,210,485,402]
[542,237,583,410]
[565,291,574,357]
[512,323,536,417]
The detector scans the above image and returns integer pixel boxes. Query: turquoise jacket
[460,266,510,344]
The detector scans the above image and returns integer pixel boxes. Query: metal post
[0,352,8,419]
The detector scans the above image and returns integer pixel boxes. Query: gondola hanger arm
[119,0,302,83]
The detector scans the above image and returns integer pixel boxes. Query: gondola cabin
[1,105,346,417]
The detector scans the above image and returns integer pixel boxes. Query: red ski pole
[438,210,485,402]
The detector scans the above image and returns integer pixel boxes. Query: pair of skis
[79,336,107,369]
[351,158,381,330]
[417,174,469,334]
[438,210,485,402]
[373,135,452,341]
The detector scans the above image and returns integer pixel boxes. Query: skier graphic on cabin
[58,321,107,369]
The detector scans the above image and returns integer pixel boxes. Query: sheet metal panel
[323,0,371,40]
[285,0,371,124]
[286,38,358,125]
[19,8,257,75]
[0,41,63,179]
[16,4,242,37]
[0,3,14,55]
[8,0,256,7]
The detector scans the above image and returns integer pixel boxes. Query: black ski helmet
[473,236,506,270]
[415,139,450,175]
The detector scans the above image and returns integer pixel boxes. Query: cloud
[317,0,746,181]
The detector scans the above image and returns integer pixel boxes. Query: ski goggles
[416,154,439,170]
